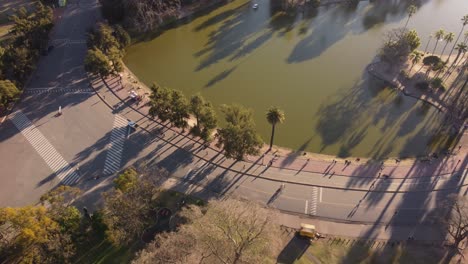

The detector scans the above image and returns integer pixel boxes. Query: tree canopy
[190,94,217,140]
[0,80,21,109]
[148,85,190,129]
[380,28,420,64]
[0,186,83,263]
[0,3,53,85]
[84,48,113,77]
[216,104,263,160]
[84,23,130,76]
[132,199,281,264]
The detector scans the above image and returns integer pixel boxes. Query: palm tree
[404,5,418,30]
[441,32,455,55]
[409,50,423,72]
[432,29,445,55]
[453,43,468,65]
[424,34,433,53]
[447,15,468,62]
[266,107,285,150]
[464,31,468,44]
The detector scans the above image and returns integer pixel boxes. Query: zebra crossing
[24,88,94,95]
[103,115,127,175]
[309,187,319,216]
[9,110,81,185]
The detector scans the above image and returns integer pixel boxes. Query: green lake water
[124,0,468,158]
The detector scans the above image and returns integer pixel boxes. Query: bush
[431,77,443,89]
[422,55,441,66]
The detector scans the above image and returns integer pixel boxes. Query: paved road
[0,0,114,206]
[0,0,467,242]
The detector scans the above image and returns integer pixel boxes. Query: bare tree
[441,194,468,252]
[123,0,182,32]
[132,199,282,264]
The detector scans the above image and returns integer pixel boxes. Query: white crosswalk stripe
[103,115,127,175]
[9,110,81,185]
[309,187,318,216]
[24,88,94,94]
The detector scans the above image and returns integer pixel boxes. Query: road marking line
[305,200,309,214]
[103,115,127,175]
[310,187,318,216]
[320,187,323,202]
[9,110,80,185]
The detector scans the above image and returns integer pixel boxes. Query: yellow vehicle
[297,223,325,240]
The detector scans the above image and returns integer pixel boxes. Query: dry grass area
[275,228,464,264]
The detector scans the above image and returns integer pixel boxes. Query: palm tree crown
[404,5,418,29]
[409,50,423,71]
[447,14,468,61]
[266,107,285,126]
[266,107,285,150]
[453,42,468,64]
[432,29,445,54]
[441,32,455,55]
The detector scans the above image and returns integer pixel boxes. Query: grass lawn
[296,239,449,264]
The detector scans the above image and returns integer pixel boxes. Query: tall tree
[441,32,455,55]
[132,199,282,264]
[452,42,467,65]
[0,206,76,263]
[216,104,263,160]
[405,30,421,51]
[169,89,190,129]
[404,5,417,30]
[409,50,423,72]
[266,107,285,150]
[148,84,173,123]
[432,29,445,55]
[424,34,433,53]
[103,171,161,246]
[447,14,468,62]
[190,94,217,140]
